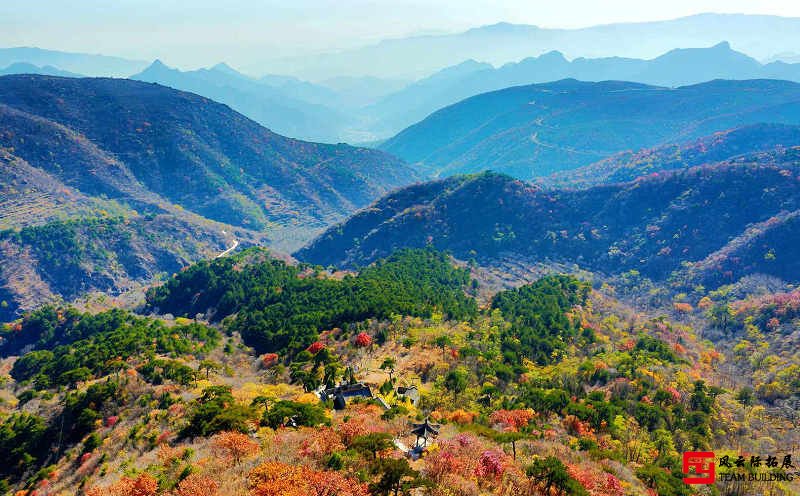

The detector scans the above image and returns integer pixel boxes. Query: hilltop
[297,161,800,290]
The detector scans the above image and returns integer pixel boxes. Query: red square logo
[683,451,716,484]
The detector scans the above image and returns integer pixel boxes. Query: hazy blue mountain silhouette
[270,14,800,80]
[0,62,83,78]
[368,42,800,136]
[0,47,146,77]
[131,60,348,142]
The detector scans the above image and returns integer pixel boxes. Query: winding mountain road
[216,239,239,258]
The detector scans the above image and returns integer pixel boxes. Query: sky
[2,0,800,69]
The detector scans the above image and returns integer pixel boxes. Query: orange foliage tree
[211,431,260,465]
[248,461,368,496]
[299,426,346,461]
[354,332,372,348]
[172,474,219,496]
[86,473,158,496]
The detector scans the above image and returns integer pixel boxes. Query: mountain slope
[380,79,800,179]
[297,160,800,289]
[543,123,800,188]
[0,216,236,322]
[0,75,415,240]
[8,249,787,496]
[0,139,257,321]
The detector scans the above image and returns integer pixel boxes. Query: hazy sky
[3,0,800,69]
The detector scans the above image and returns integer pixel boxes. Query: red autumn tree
[307,341,325,354]
[489,409,535,459]
[474,450,506,480]
[299,426,346,460]
[602,473,624,496]
[355,332,372,347]
[261,353,279,368]
[489,409,534,432]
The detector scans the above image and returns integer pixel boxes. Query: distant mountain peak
[467,22,539,34]
[437,59,492,75]
[149,59,169,69]
[139,59,176,75]
[539,50,568,62]
[455,59,488,68]
[211,62,241,76]
[650,41,760,66]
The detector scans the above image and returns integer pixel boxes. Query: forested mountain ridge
[0,75,415,239]
[0,216,240,322]
[380,79,800,179]
[297,160,800,290]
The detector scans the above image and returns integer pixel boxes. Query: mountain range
[124,43,800,143]
[9,40,800,144]
[268,13,800,80]
[0,75,414,318]
[7,14,800,83]
[130,60,416,143]
[380,79,800,179]
[367,42,800,136]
